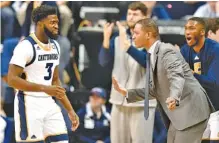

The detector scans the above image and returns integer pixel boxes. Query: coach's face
[132,23,147,48]
[185,20,205,47]
[43,15,59,39]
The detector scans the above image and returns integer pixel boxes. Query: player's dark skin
[7,14,79,131]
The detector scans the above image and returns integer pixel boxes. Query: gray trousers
[167,119,208,143]
[110,104,156,143]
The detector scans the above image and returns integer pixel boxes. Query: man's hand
[43,85,66,99]
[112,77,127,96]
[116,21,131,51]
[166,97,178,111]
[116,21,126,35]
[68,110,79,131]
[103,23,114,49]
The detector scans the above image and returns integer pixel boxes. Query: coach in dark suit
[112,18,214,143]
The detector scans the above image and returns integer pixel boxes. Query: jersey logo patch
[37,46,40,50]
[31,135,37,139]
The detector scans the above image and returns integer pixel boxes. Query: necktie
[144,53,151,120]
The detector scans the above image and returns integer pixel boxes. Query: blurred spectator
[77,87,111,143]
[0,1,15,40]
[99,2,156,143]
[158,1,205,19]
[1,38,18,117]
[65,48,84,90]
[16,1,31,26]
[206,18,219,42]
[142,1,171,20]
[194,1,219,18]
[56,1,73,37]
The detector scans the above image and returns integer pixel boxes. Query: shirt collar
[148,40,160,55]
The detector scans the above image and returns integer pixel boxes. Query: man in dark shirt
[77,87,111,143]
[181,17,219,142]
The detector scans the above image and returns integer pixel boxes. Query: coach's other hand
[68,111,79,131]
[43,85,66,99]
[112,77,127,96]
[166,97,178,111]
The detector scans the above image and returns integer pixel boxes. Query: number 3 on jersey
[44,63,53,80]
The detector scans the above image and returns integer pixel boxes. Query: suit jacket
[127,41,213,130]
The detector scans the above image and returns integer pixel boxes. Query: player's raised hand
[112,77,127,96]
[43,85,66,99]
[68,110,79,131]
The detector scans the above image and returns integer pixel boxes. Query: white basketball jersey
[10,33,60,97]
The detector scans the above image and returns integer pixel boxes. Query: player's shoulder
[206,38,219,48]
[15,39,33,51]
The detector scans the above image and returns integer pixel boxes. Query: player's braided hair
[32,5,57,24]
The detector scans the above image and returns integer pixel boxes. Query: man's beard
[44,25,58,40]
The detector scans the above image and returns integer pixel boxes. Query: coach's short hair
[32,5,57,24]
[136,18,159,38]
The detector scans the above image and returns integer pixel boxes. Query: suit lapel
[149,41,161,96]
[152,41,161,71]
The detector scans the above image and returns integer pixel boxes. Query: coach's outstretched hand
[43,85,66,99]
[68,111,79,131]
[112,77,127,96]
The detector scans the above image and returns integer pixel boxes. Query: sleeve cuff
[126,45,135,54]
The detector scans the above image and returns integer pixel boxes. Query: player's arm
[8,64,46,91]
[7,64,65,99]
[52,66,73,111]
[52,65,79,131]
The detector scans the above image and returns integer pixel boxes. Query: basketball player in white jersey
[7,5,79,143]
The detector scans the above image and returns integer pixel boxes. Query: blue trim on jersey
[18,91,28,140]
[50,39,59,55]
[25,36,36,67]
[17,140,44,143]
[45,134,68,143]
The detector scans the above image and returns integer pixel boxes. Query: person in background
[77,87,111,143]
[142,1,171,20]
[180,17,219,143]
[0,1,15,40]
[56,1,73,37]
[194,1,219,18]
[205,18,219,43]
